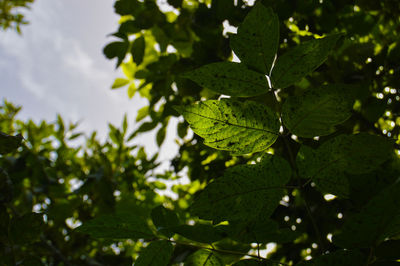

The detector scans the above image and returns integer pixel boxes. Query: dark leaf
[333,182,400,248]
[151,205,179,238]
[271,34,342,89]
[297,134,392,197]
[172,224,227,244]
[10,213,44,245]
[282,84,354,137]
[76,213,154,239]
[191,154,291,222]
[230,3,279,74]
[182,62,269,97]
[103,41,129,68]
[0,132,23,154]
[131,35,145,65]
[135,240,174,266]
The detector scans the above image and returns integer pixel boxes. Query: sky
[0,0,179,166]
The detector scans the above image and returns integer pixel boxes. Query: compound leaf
[271,34,342,89]
[175,99,280,154]
[191,154,291,222]
[230,3,279,74]
[135,240,174,266]
[282,84,354,137]
[76,213,154,239]
[182,62,269,97]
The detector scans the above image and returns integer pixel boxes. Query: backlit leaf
[135,240,174,266]
[185,250,223,266]
[271,34,342,89]
[111,78,130,89]
[175,99,280,154]
[76,213,154,239]
[182,62,269,97]
[191,154,291,222]
[227,218,300,244]
[127,82,136,98]
[230,3,279,74]
[282,84,354,137]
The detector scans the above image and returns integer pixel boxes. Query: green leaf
[76,213,154,239]
[10,213,44,244]
[127,82,136,98]
[131,35,145,65]
[135,240,174,266]
[175,99,280,154]
[230,3,279,74]
[151,205,179,238]
[185,250,223,266]
[296,134,392,197]
[182,62,269,97]
[333,182,400,248]
[103,41,129,68]
[375,240,400,260]
[172,224,226,244]
[156,125,167,147]
[111,78,130,89]
[296,250,366,266]
[136,106,149,122]
[0,168,13,203]
[191,154,291,222]
[271,34,342,89]
[227,218,300,244]
[282,84,354,137]
[0,132,23,154]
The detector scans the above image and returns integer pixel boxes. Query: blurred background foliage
[0,0,34,33]
[1,0,400,265]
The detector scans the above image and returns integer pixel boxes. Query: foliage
[0,0,34,33]
[2,0,400,265]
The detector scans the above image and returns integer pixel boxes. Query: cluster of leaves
[2,0,400,265]
[79,1,400,265]
[0,100,189,265]
[0,0,34,33]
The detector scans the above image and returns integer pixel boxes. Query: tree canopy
[1,0,400,265]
